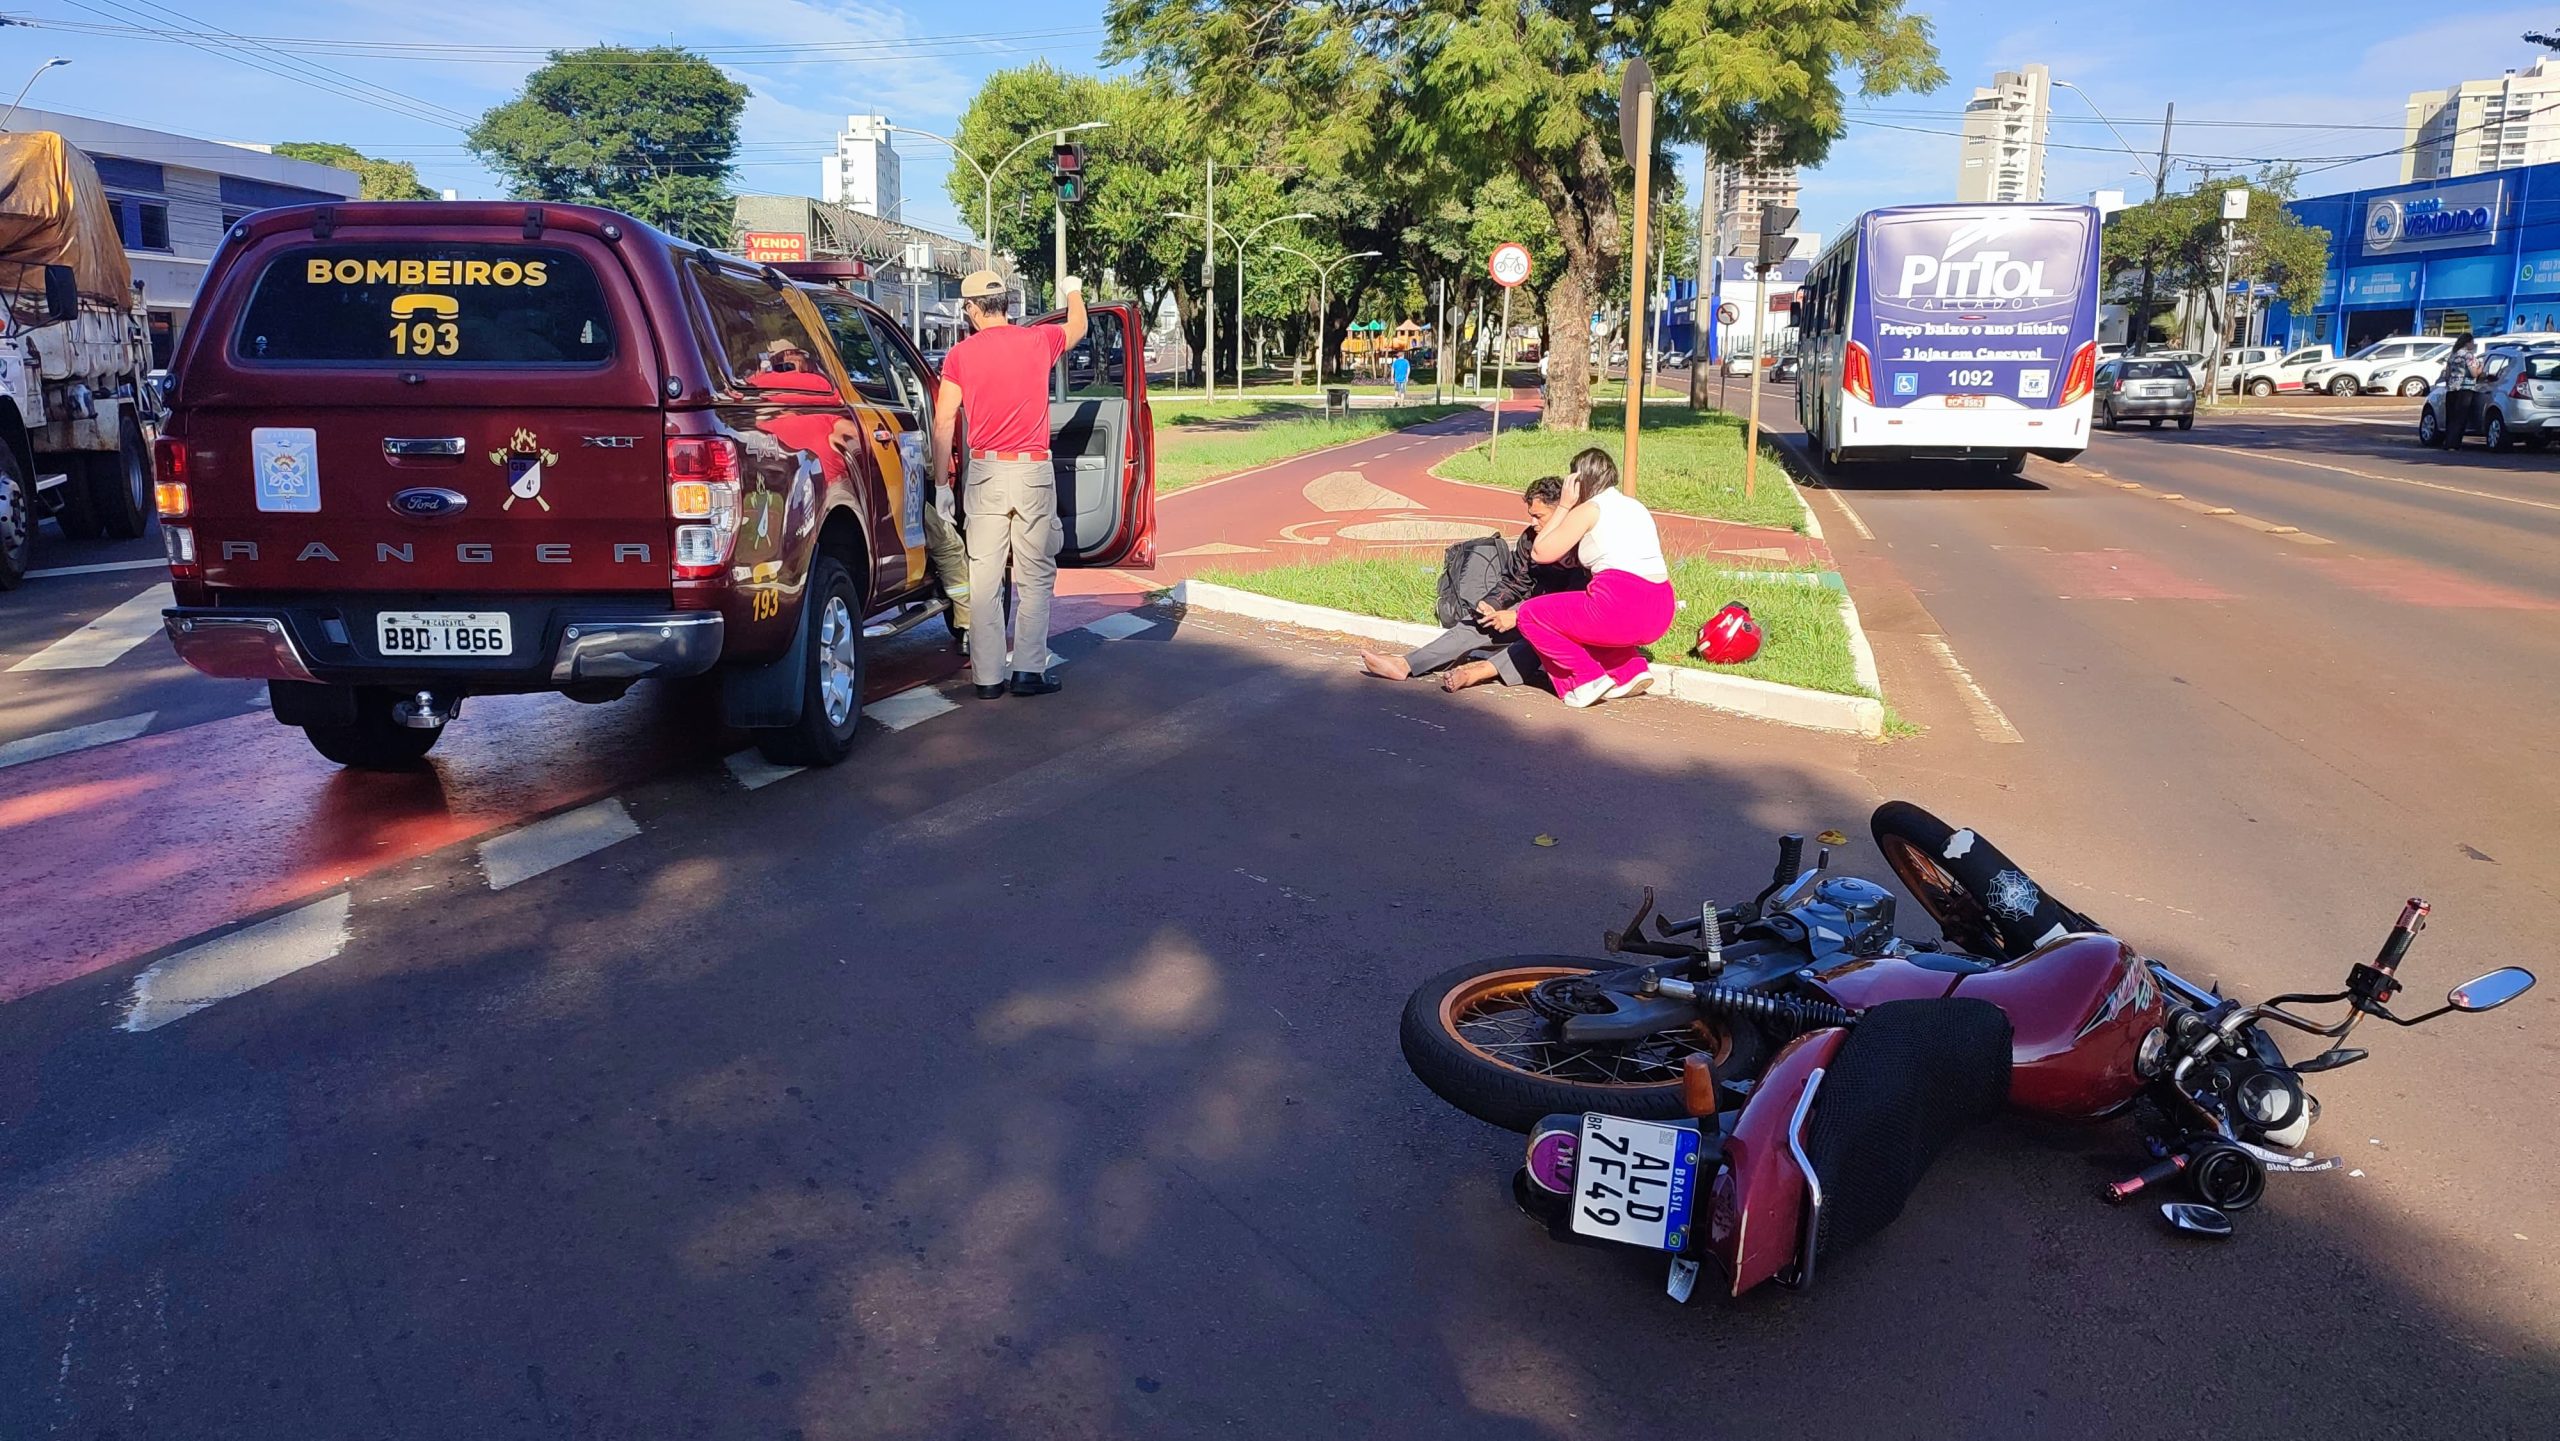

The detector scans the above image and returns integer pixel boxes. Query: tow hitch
[392,690,463,729]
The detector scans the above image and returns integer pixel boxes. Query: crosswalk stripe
[0,711,155,771]
[8,584,175,672]
[122,892,353,1032]
[478,798,641,890]
[22,557,170,580]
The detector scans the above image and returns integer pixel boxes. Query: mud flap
[721,599,810,730]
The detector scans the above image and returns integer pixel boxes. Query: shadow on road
[2,619,2554,1437]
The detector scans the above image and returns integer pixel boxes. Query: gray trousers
[964,456,1060,685]
[1404,623,1544,687]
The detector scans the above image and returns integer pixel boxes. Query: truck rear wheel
[78,413,152,541]
[0,442,32,589]
[301,687,444,771]
[754,555,865,767]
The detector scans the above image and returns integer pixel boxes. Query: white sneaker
[1604,667,1655,701]
[1561,677,1612,709]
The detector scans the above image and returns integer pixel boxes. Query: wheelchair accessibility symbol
[1892,372,1918,396]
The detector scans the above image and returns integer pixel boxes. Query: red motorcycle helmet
[1693,601,1763,664]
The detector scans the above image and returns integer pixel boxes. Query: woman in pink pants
[1514,449,1675,708]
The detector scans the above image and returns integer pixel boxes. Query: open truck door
[1039,299,1154,569]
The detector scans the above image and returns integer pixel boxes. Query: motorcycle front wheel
[1399,956,1761,1133]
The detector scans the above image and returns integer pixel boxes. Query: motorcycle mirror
[2447,967,2536,1013]
[2160,1202,2235,1238]
[2293,1047,2366,1074]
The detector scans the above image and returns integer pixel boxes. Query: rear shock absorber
[1658,976,1855,1037]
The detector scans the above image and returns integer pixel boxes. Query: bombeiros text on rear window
[233,245,615,366]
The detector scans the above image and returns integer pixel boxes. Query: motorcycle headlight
[2234,1067,2306,1133]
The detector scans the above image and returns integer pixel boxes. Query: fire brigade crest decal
[491,429,558,512]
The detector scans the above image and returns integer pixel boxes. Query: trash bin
[1324,385,1350,416]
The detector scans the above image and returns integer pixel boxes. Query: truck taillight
[2059,341,2099,405]
[153,437,188,515]
[1843,341,1874,404]
[668,436,743,579]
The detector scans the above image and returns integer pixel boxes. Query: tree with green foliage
[273,142,436,201]
[1106,0,1943,429]
[466,47,747,244]
[2102,173,2329,350]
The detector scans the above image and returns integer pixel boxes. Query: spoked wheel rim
[1877,834,2005,960]
[818,595,857,726]
[1436,965,1729,1090]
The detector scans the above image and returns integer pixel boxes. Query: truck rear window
[233,245,615,366]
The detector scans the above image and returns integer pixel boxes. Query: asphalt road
[6,402,2559,1437]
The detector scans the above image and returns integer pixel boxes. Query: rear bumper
[2106,396,2194,418]
[163,604,724,690]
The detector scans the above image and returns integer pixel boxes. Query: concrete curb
[1171,580,1885,738]
[1757,432,1886,704]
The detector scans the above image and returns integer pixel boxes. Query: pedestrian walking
[2441,333,2481,448]
[1514,448,1677,709]
[932,270,1085,698]
[1391,350,1411,405]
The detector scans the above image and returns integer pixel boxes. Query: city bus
[1795,203,2102,472]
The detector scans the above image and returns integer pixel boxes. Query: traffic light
[1051,143,1088,204]
[1757,205,1800,269]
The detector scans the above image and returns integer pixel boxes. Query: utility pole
[1051,129,1067,307]
[1435,277,1448,404]
[2128,103,2174,353]
[1203,160,1216,399]
[1620,58,1656,494]
[1693,145,1712,408]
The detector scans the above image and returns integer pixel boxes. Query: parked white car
[2305,336,2452,396]
[2229,344,2334,395]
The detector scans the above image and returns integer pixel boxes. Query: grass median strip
[1154,403,1472,493]
[1199,553,1867,697]
[1434,403,1805,532]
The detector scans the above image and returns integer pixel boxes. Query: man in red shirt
[933,269,1087,698]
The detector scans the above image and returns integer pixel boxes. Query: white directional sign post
[1488,242,1532,457]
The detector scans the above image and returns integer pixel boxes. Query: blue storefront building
[2278,160,2560,351]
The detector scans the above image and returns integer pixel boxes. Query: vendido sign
[2363,178,2504,256]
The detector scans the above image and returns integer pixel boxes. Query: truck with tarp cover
[0,129,158,587]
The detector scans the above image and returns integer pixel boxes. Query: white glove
[1062,276,1084,296]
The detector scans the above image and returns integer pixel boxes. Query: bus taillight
[1843,341,1874,404]
[2060,341,2099,404]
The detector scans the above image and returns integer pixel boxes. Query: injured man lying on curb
[1358,475,1590,693]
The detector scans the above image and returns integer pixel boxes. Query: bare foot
[1360,651,1412,680]
[1441,660,1500,692]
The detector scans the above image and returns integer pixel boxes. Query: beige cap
[960,269,1009,299]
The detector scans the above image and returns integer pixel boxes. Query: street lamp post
[888,119,1107,257]
[2052,81,2175,350]
[1268,244,1381,391]
[0,58,69,133]
[1174,209,1315,396]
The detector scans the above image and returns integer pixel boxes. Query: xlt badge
[582,435,637,448]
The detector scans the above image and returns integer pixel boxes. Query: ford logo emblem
[390,487,469,520]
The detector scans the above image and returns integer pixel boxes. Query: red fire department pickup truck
[155,202,1153,769]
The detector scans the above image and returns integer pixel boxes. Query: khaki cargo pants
[963,455,1061,686]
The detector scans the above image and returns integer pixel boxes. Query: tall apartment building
[1957,64,2051,203]
[2403,58,2560,182]
[822,115,902,219]
[1711,130,1799,255]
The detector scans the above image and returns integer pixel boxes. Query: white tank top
[1576,489,1669,583]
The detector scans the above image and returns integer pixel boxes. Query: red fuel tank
[1953,934,2161,1120]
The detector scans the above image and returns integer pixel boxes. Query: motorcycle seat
[1804,997,2013,1260]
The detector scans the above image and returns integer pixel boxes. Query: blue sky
[7,1,2554,247]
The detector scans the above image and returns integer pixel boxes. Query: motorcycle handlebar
[2369,898,2430,977]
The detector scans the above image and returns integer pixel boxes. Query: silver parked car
[2417,344,2560,449]
[2094,357,2196,429]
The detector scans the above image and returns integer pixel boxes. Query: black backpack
[1436,533,1512,627]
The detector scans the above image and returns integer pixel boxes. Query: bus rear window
[234,245,615,366]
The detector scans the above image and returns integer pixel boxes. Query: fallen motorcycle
[1400,803,2536,1300]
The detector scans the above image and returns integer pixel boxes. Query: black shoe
[1009,670,1062,696]
[974,683,1008,700]
[950,625,968,655]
